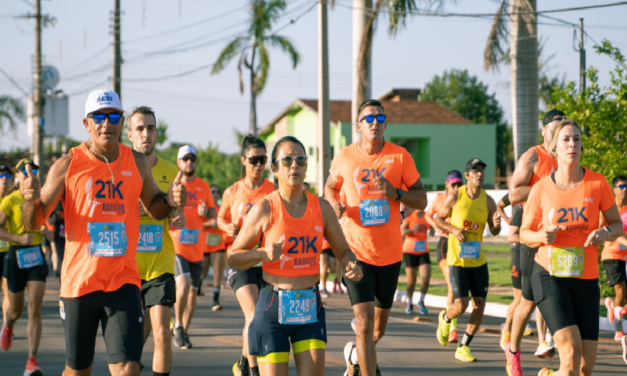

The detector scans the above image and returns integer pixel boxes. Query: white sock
[419,293,426,303]
[350,347,359,365]
[407,297,413,306]
[545,332,553,343]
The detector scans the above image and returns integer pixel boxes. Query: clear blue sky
[1,0,626,153]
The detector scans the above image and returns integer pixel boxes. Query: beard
[183,169,195,177]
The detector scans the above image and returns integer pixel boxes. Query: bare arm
[398,178,428,211]
[496,198,511,225]
[400,222,412,237]
[228,199,274,270]
[319,198,358,269]
[487,195,501,236]
[509,148,538,204]
[434,191,459,235]
[324,174,345,219]
[599,204,623,243]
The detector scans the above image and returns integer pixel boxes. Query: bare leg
[6,289,25,330]
[446,297,469,320]
[182,288,198,332]
[551,325,584,376]
[26,281,46,359]
[142,307,152,344]
[1,278,8,320]
[50,242,59,275]
[509,297,536,353]
[62,364,92,376]
[439,260,454,308]
[352,301,377,376]
[536,309,548,346]
[200,255,211,281]
[108,361,140,376]
[211,253,226,292]
[405,266,417,303]
[465,297,486,336]
[614,281,627,307]
[150,305,173,374]
[373,307,391,345]
[236,284,259,367]
[418,262,431,296]
[174,275,191,327]
[504,288,522,332]
[294,348,325,376]
[319,254,329,291]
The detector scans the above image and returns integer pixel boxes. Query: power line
[65,79,110,97]
[0,66,30,98]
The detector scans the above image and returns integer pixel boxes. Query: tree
[0,96,26,134]
[211,0,300,135]
[421,69,511,173]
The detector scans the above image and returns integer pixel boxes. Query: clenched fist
[170,207,186,230]
[260,242,283,262]
[333,202,346,219]
[226,223,241,238]
[22,165,41,203]
[167,171,187,208]
[344,261,363,282]
[198,200,209,218]
[541,225,561,244]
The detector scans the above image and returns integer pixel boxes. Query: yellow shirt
[447,185,488,267]
[135,157,179,281]
[0,190,43,247]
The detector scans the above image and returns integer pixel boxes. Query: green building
[260,89,496,191]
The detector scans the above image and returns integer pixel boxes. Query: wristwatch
[395,188,404,201]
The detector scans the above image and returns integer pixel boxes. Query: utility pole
[33,0,44,181]
[318,0,330,195]
[113,0,122,99]
[579,18,586,93]
[351,0,372,144]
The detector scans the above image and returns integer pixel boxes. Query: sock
[249,366,260,376]
[443,313,451,324]
[545,331,553,343]
[213,287,221,294]
[153,373,169,376]
[407,297,413,306]
[451,317,458,330]
[239,355,249,368]
[460,333,474,347]
[213,292,220,302]
[419,293,426,303]
[177,324,184,329]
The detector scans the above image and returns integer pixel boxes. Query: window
[393,138,430,177]
[309,146,315,156]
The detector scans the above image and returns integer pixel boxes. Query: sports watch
[395,189,404,201]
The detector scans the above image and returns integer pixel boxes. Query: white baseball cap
[177,145,197,160]
[84,89,123,117]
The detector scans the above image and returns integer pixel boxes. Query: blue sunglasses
[360,114,386,124]
[616,184,627,190]
[22,169,37,176]
[0,173,11,178]
[88,113,122,125]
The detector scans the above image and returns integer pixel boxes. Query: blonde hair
[549,117,582,158]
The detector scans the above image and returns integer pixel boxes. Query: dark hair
[271,136,306,184]
[612,175,627,187]
[210,184,221,195]
[357,99,384,119]
[129,106,156,128]
[240,134,266,179]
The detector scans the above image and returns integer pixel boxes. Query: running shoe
[500,323,511,352]
[1,321,12,351]
[139,361,145,371]
[173,327,188,349]
[538,368,555,376]
[376,364,381,376]
[232,357,249,376]
[405,304,414,315]
[417,301,428,315]
[615,330,625,342]
[351,318,357,334]
[622,335,627,364]
[524,323,533,336]
[504,341,522,376]
[605,297,616,325]
[212,301,223,311]
[184,332,193,349]
[24,357,43,376]
[534,341,556,358]
[436,310,451,346]
[455,345,477,362]
[448,329,458,344]
[343,341,360,376]
[320,290,330,299]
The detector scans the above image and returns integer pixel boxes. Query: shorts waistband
[261,280,319,292]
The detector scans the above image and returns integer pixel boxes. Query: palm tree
[0,96,26,134]
[211,0,300,135]
[484,0,538,160]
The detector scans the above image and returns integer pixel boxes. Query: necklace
[88,141,121,186]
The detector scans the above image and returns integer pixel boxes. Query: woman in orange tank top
[229,136,362,376]
[520,118,623,376]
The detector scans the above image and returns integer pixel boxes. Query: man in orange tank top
[20,89,188,376]
[505,109,564,374]
[325,99,428,376]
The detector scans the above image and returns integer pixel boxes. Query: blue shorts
[248,286,327,363]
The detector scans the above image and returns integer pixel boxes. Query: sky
[1,0,626,154]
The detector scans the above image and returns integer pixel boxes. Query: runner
[228,135,363,376]
[47,201,65,278]
[520,118,623,376]
[170,145,216,350]
[425,171,462,343]
[19,89,188,376]
[325,99,427,376]
[320,235,343,297]
[505,109,564,375]
[200,184,227,311]
[401,206,430,315]
[601,175,627,340]
[217,134,274,376]
[434,158,501,362]
[0,164,13,320]
[127,105,184,375]
[0,159,49,375]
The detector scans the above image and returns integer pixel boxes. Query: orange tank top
[230,178,275,227]
[602,204,627,261]
[402,211,430,254]
[261,191,324,277]
[62,143,143,298]
[204,205,226,253]
[528,145,558,187]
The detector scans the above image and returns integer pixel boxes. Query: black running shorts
[4,245,47,293]
[141,273,176,308]
[321,248,335,257]
[531,262,600,341]
[403,252,430,268]
[60,284,144,370]
[343,260,401,309]
[449,263,490,300]
[511,243,522,290]
[0,251,6,278]
[228,265,263,293]
[174,255,203,289]
[436,237,448,263]
[510,205,523,227]
[520,244,538,301]
[602,259,627,287]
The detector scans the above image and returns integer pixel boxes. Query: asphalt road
[2,277,625,375]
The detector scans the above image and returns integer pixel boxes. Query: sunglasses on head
[615,184,627,190]
[276,155,308,167]
[88,112,123,125]
[21,169,37,176]
[181,156,196,162]
[0,173,11,178]
[247,156,267,166]
[360,114,386,124]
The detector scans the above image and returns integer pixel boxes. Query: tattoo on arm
[527,156,538,166]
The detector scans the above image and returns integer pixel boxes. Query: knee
[558,344,582,370]
[27,301,43,317]
[472,298,486,310]
[355,314,374,337]
[519,300,536,316]
[373,327,386,342]
[455,299,468,313]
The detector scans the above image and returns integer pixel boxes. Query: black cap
[15,159,39,172]
[465,158,487,171]
[542,109,566,126]
[0,165,11,174]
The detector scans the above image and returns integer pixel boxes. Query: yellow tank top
[447,185,488,267]
[135,157,180,281]
[0,190,43,247]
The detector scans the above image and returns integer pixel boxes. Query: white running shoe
[343,341,360,376]
[351,318,357,334]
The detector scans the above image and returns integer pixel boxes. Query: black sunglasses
[469,168,485,173]
[276,155,308,167]
[359,114,386,124]
[450,182,463,188]
[247,156,267,166]
[88,112,123,125]
[181,156,196,162]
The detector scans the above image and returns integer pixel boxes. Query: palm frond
[483,0,509,72]
[211,36,250,74]
[267,35,300,68]
[255,42,270,95]
[388,0,418,36]
[0,96,25,133]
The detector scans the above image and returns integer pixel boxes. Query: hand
[198,200,209,218]
[167,171,187,208]
[227,223,240,238]
[412,224,421,232]
[493,212,501,229]
[541,225,561,244]
[19,233,36,245]
[584,227,610,247]
[333,202,346,219]
[344,261,363,282]
[22,165,41,203]
[138,199,147,217]
[41,227,54,242]
[170,208,186,230]
[373,176,396,199]
[451,227,467,243]
[260,242,283,262]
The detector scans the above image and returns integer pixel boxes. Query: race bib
[619,244,627,251]
[137,225,163,253]
[278,288,318,325]
[359,198,390,226]
[413,240,426,253]
[178,229,199,245]
[206,233,222,246]
[459,241,481,259]
[549,246,585,277]
[16,246,44,269]
[88,222,128,257]
[0,239,8,249]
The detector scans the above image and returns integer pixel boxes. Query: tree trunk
[510,0,538,160]
[351,0,374,144]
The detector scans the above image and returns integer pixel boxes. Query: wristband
[502,193,511,207]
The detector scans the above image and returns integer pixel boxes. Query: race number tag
[459,241,481,259]
[619,244,627,251]
[549,247,585,277]
[178,229,199,245]
[0,239,8,249]
[16,246,44,269]
[413,240,426,253]
[88,222,128,257]
[278,288,318,325]
[206,233,222,246]
[359,199,390,226]
[137,225,163,253]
